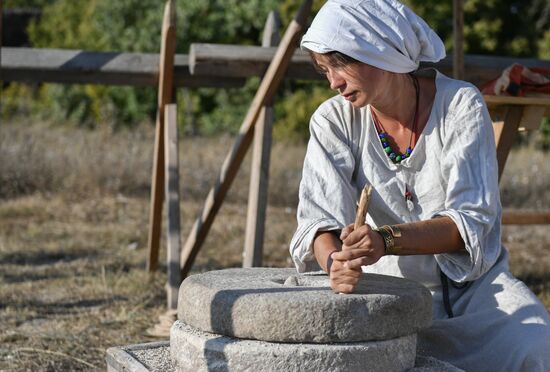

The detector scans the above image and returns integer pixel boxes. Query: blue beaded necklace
[372,75,420,164]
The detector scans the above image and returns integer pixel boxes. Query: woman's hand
[328,255,362,293]
[330,224,385,291]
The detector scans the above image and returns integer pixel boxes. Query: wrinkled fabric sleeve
[289,108,358,273]
[431,88,502,282]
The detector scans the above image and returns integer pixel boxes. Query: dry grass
[0,121,548,371]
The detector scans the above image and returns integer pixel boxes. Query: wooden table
[484,95,550,225]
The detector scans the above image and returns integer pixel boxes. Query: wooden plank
[494,106,523,182]
[147,0,177,272]
[502,211,550,225]
[4,45,550,88]
[180,0,313,279]
[453,0,464,80]
[243,11,281,268]
[0,47,245,88]
[164,104,181,309]
[484,95,550,107]
[189,44,550,86]
[189,43,319,81]
[520,106,546,130]
[492,120,505,149]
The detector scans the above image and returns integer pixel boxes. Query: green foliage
[403,0,549,58]
[4,0,550,144]
[4,0,53,7]
[4,0,279,130]
[188,78,262,136]
[274,83,334,142]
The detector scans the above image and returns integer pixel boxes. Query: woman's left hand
[332,223,385,269]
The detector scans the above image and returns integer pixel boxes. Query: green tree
[4,0,550,143]
[5,0,280,129]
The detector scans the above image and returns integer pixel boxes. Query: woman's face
[313,53,387,108]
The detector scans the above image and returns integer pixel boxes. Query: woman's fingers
[344,256,379,270]
[340,223,355,241]
[329,259,362,293]
[330,272,361,294]
[332,248,372,261]
[332,283,357,294]
[343,224,373,247]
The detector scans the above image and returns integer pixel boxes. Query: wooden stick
[146,0,177,272]
[164,104,181,310]
[243,10,281,268]
[180,0,312,279]
[494,106,523,182]
[354,185,372,230]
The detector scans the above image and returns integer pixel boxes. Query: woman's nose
[327,70,345,91]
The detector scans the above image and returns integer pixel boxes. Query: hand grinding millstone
[326,184,381,294]
[325,184,372,294]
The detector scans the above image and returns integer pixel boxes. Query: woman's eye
[314,67,328,75]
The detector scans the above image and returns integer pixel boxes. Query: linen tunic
[290,70,550,371]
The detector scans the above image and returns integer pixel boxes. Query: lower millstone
[170,320,417,372]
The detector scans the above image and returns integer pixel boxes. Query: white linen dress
[290,70,550,371]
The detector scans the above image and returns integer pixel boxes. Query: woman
[289,0,550,370]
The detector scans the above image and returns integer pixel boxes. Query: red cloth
[480,63,550,96]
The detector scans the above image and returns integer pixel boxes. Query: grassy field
[0,121,548,370]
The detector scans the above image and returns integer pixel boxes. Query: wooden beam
[243,11,281,268]
[0,47,245,88]
[180,0,313,279]
[147,0,177,272]
[189,43,319,82]
[189,44,550,87]
[164,104,181,309]
[502,211,550,225]
[453,0,464,80]
[484,95,550,107]
[4,45,550,88]
[494,106,523,182]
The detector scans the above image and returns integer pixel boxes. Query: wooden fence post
[243,11,281,268]
[493,106,524,182]
[147,0,176,272]
[180,0,313,279]
[164,104,181,310]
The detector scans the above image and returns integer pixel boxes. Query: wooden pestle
[354,184,373,230]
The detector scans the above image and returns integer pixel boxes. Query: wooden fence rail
[4,46,550,88]
[0,47,244,88]
[189,44,550,87]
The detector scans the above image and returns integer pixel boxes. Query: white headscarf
[301,0,446,73]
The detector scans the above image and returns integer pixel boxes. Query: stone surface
[106,341,174,372]
[178,268,432,343]
[105,341,463,372]
[170,320,416,372]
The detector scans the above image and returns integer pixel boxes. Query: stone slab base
[106,339,463,372]
[106,341,174,372]
[170,320,416,372]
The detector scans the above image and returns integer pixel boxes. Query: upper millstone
[178,268,432,343]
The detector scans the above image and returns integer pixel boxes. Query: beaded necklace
[371,74,420,164]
